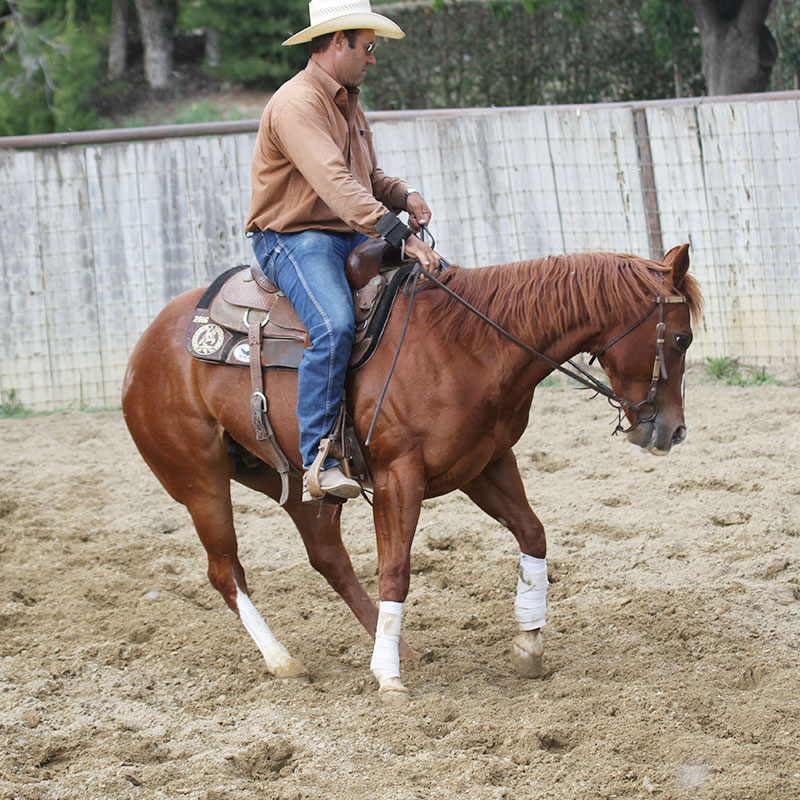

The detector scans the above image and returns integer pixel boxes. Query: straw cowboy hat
[282,0,406,46]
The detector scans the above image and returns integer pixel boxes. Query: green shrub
[704,356,740,383]
[363,0,704,110]
[704,357,780,386]
[0,0,105,135]
[0,389,32,418]
[178,0,309,90]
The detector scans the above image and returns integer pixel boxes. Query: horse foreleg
[461,450,548,678]
[368,459,426,700]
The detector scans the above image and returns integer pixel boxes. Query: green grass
[0,388,123,418]
[0,389,34,418]
[703,356,781,386]
[115,99,246,129]
[173,100,246,125]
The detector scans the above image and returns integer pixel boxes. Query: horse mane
[427,252,703,345]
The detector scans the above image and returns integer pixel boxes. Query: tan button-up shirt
[246,60,406,236]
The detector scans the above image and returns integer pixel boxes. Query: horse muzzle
[627,419,686,455]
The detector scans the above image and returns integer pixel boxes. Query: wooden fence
[1,92,799,411]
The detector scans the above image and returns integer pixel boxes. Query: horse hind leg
[186,487,309,680]
[132,434,308,680]
[123,306,305,679]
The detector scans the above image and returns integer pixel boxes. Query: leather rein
[366,232,687,442]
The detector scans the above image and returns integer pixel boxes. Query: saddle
[186,239,410,370]
[185,239,414,504]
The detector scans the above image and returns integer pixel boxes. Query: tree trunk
[205,29,221,69]
[132,0,177,89]
[108,0,129,80]
[685,0,777,95]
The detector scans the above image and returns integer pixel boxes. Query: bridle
[365,233,689,444]
[587,294,688,433]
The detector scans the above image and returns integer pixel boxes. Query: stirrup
[305,439,333,499]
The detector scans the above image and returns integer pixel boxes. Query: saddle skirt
[185,242,412,371]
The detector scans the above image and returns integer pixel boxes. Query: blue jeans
[251,229,367,470]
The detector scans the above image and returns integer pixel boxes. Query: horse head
[593,244,700,455]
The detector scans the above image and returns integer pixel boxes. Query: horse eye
[674,334,692,352]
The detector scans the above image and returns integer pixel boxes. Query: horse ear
[662,243,691,289]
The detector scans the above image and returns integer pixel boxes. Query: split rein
[365,234,687,444]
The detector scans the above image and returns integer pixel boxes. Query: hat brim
[282,13,405,45]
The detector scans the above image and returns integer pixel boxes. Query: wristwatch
[403,187,420,210]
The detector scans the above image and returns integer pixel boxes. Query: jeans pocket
[252,232,280,285]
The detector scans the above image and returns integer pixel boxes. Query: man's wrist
[403,187,419,211]
[376,212,413,249]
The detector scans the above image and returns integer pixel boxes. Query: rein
[365,232,687,442]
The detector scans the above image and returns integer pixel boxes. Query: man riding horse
[123,0,701,698]
[246,0,441,503]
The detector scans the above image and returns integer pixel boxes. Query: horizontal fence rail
[1,92,799,411]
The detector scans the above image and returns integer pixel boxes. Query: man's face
[333,29,377,89]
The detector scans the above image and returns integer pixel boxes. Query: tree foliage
[179,0,308,87]
[364,0,704,110]
[771,0,800,87]
[0,0,108,135]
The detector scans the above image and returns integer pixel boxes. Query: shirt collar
[305,58,360,102]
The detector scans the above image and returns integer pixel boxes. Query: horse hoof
[273,658,310,681]
[511,631,545,678]
[378,676,410,703]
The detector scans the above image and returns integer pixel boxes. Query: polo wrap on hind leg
[514,554,548,630]
[370,601,403,682]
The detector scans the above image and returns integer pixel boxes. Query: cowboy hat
[282,0,405,46]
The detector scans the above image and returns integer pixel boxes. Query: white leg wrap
[514,554,548,631]
[370,601,403,682]
[235,585,292,666]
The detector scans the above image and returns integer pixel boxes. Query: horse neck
[434,257,631,374]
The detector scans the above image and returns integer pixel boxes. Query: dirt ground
[1,373,799,800]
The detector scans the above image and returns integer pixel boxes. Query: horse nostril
[672,425,687,446]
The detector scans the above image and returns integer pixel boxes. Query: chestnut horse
[122,243,702,698]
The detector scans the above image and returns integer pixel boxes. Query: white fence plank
[86,142,150,404]
[546,107,650,254]
[35,149,105,408]
[0,150,52,407]
[498,107,563,260]
[646,105,721,360]
[743,100,800,360]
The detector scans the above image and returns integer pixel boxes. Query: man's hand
[402,191,439,269]
[404,234,441,272]
[406,191,431,232]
